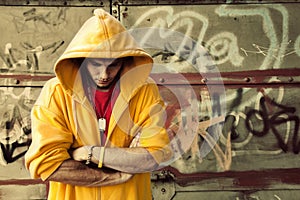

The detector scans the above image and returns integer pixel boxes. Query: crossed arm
[46,146,159,187]
[46,159,132,187]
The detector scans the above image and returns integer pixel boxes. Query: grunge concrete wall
[0,0,300,199]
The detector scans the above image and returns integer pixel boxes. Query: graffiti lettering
[0,40,64,71]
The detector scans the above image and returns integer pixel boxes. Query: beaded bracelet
[85,146,95,165]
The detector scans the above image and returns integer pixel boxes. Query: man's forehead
[86,58,121,64]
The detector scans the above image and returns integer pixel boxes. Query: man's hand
[72,146,89,162]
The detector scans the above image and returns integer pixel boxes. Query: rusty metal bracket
[152,181,176,200]
[111,1,120,19]
[151,169,176,199]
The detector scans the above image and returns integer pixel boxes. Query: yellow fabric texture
[25,8,171,200]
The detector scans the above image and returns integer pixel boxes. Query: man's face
[84,58,123,90]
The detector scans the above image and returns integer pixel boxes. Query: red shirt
[93,83,119,142]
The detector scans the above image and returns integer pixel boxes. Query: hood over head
[54,8,153,100]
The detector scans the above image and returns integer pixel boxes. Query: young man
[25,8,171,200]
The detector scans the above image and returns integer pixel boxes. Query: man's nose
[99,67,109,79]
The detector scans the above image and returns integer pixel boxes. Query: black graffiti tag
[245,97,300,153]
[0,106,31,164]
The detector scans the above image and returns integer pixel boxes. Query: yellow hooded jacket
[25,9,171,200]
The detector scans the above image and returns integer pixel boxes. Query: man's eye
[109,64,118,68]
[90,61,101,67]
[109,62,121,68]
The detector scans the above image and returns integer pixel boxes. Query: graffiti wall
[0,1,300,199]
[122,3,300,199]
[120,2,300,168]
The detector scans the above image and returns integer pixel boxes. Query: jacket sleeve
[25,80,73,181]
[131,81,173,165]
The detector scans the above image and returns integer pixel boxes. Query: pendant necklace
[98,118,106,136]
[98,116,107,143]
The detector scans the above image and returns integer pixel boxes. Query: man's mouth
[97,80,110,84]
